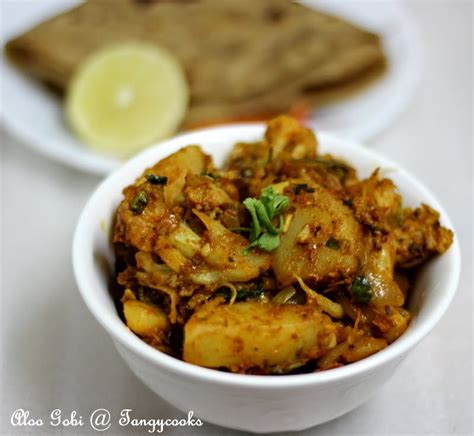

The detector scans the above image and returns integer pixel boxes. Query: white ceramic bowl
[73,125,460,433]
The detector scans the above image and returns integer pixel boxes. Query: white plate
[0,0,420,175]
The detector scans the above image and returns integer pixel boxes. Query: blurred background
[1,1,472,435]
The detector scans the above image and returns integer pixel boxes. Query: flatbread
[5,0,386,124]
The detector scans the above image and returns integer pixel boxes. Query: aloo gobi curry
[113,116,453,374]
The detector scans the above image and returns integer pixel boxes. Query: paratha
[5,0,386,125]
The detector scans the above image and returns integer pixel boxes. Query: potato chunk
[192,210,271,284]
[183,302,338,372]
[124,300,170,338]
[149,145,211,206]
[273,186,364,285]
[364,238,405,306]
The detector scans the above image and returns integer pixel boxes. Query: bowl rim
[72,123,461,388]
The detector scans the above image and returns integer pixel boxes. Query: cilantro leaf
[146,174,168,185]
[243,198,261,241]
[255,201,279,235]
[351,276,373,303]
[241,187,290,254]
[130,190,148,215]
[325,237,340,250]
[256,233,281,251]
[216,281,266,303]
[292,184,315,195]
[261,187,290,218]
[243,233,281,254]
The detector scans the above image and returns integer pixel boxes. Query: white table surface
[1,1,472,435]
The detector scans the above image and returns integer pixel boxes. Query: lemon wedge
[66,43,189,157]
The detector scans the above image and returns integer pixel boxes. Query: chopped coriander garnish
[351,276,373,303]
[137,286,163,306]
[130,190,148,214]
[255,201,279,234]
[213,288,231,301]
[260,186,290,218]
[146,174,168,185]
[244,233,281,254]
[241,187,290,254]
[243,198,262,242]
[236,283,265,302]
[292,183,315,195]
[325,237,340,250]
[215,282,265,303]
